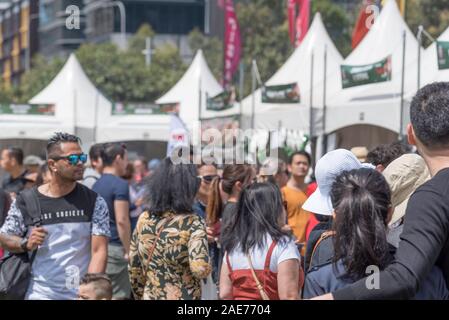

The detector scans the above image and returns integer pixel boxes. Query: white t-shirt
[224,235,300,273]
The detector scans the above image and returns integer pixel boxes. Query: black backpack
[0,188,42,300]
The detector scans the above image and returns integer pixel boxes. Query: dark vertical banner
[437,41,449,70]
[287,0,310,47]
[223,0,241,89]
[352,0,376,49]
[295,0,310,47]
[287,0,296,45]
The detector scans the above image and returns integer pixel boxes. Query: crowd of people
[0,82,449,300]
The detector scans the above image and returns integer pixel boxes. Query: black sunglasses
[51,153,88,166]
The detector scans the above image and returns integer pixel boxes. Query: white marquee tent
[156,50,240,131]
[29,54,112,147]
[240,12,343,135]
[0,56,94,141]
[29,54,172,147]
[325,0,421,136]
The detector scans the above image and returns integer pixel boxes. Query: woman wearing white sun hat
[302,149,374,274]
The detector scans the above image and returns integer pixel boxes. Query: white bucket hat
[303,149,373,216]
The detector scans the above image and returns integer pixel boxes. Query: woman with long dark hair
[219,183,301,300]
[205,164,256,283]
[128,158,211,300]
[303,168,448,299]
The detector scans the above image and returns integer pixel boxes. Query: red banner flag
[352,0,376,49]
[288,0,296,45]
[223,0,241,89]
[295,0,310,47]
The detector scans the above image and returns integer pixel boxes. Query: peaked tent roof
[0,54,108,141]
[29,54,112,146]
[29,54,171,144]
[156,50,239,128]
[240,12,343,132]
[326,0,421,134]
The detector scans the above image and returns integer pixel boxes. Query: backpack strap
[16,187,42,228]
[142,215,174,276]
[225,252,233,273]
[308,230,335,272]
[15,188,42,265]
[263,241,277,271]
[247,254,270,300]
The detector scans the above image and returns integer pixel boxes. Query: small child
[78,273,113,300]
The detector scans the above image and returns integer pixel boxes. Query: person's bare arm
[0,227,47,253]
[114,200,131,256]
[219,258,233,300]
[0,233,22,253]
[277,259,300,300]
[310,293,334,300]
[88,235,108,273]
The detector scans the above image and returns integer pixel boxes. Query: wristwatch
[20,237,29,252]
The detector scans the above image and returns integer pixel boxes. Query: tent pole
[239,61,244,129]
[251,59,256,130]
[417,25,423,90]
[73,89,77,137]
[198,75,202,122]
[399,30,406,141]
[93,91,99,144]
[309,51,314,158]
[322,45,328,156]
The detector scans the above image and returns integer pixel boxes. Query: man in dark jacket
[314,82,449,300]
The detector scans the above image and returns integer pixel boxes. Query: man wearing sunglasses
[0,132,110,300]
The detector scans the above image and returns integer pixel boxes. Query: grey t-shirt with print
[0,183,110,300]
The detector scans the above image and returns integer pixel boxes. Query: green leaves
[1,23,186,104]
[188,28,223,80]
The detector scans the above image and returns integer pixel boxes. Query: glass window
[117,1,205,35]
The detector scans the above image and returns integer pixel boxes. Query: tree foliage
[0,24,186,103]
[1,1,448,103]
[188,28,223,80]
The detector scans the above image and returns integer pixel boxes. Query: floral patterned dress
[128,211,211,300]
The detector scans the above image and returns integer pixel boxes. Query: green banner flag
[341,55,392,89]
[0,104,55,115]
[437,41,449,70]
[206,91,235,111]
[261,83,300,103]
[112,102,177,115]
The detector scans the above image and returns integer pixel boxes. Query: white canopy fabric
[240,13,343,133]
[0,56,92,141]
[29,53,112,146]
[30,54,171,145]
[0,115,70,141]
[419,27,449,86]
[97,114,171,143]
[156,50,239,130]
[326,0,421,135]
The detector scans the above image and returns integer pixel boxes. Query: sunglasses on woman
[51,153,88,166]
[197,175,219,183]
